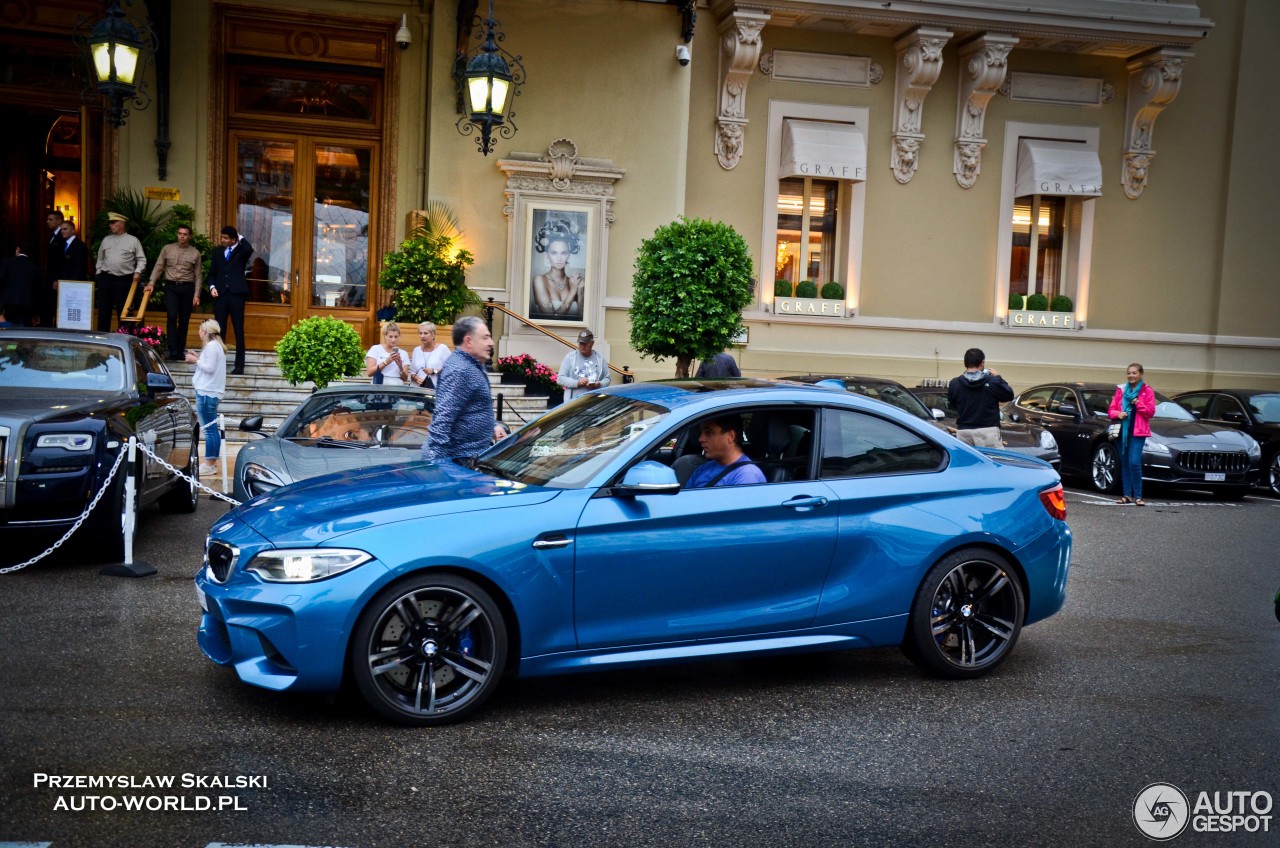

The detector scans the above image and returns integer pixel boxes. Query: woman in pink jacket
[1108,362,1157,505]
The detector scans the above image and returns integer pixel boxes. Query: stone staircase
[165,350,551,449]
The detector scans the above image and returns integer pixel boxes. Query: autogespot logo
[1135,783,1190,841]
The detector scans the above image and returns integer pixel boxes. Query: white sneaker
[199,462,219,475]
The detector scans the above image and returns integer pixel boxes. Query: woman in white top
[365,321,409,385]
[409,321,450,388]
[184,318,227,474]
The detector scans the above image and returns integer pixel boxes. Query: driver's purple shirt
[687,458,766,488]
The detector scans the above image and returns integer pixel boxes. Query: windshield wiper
[313,436,372,450]
[471,459,511,480]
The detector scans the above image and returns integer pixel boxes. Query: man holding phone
[947,347,1014,447]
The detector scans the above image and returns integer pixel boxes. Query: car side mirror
[1007,410,1023,423]
[931,408,945,421]
[145,371,175,395]
[1055,402,1080,418]
[240,415,264,432]
[614,460,680,497]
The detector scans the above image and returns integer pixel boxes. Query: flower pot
[499,372,524,385]
[546,388,565,408]
[522,380,553,397]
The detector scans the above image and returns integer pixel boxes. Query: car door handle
[532,535,572,549]
[782,496,829,512]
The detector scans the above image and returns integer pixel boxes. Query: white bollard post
[100,435,156,577]
[219,412,228,492]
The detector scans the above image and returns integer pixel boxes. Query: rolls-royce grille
[205,541,237,584]
[1178,450,1248,474]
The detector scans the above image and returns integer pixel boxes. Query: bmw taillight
[1039,484,1067,520]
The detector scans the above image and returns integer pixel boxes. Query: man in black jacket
[0,244,39,326]
[947,347,1014,448]
[209,225,252,374]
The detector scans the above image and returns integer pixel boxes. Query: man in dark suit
[209,224,252,374]
[1,244,40,326]
[59,220,91,280]
[38,210,66,326]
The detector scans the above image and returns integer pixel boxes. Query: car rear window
[0,340,128,392]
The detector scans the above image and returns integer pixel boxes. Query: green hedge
[821,281,844,299]
[795,280,818,299]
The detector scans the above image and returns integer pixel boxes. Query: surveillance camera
[675,44,691,66]
[396,14,411,50]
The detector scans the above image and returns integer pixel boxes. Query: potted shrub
[795,279,818,299]
[774,278,794,298]
[275,316,366,389]
[496,353,559,396]
[1008,292,1025,310]
[1050,294,1073,312]
[1025,293,1049,311]
[116,323,166,351]
[378,202,478,326]
[821,281,844,300]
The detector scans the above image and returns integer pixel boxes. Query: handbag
[1107,421,1121,440]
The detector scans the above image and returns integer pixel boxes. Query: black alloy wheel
[1268,452,1280,498]
[905,548,1025,679]
[351,573,508,726]
[159,433,200,514]
[1091,441,1120,494]
[92,454,139,563]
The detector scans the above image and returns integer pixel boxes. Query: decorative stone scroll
[891,27,952,184]
[954,34,1017,189]
[497,139,625,226]
[1123,48,1193,200]
[715,8,770,170]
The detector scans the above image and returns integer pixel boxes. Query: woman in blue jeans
[185,319,227,474]
[1107,362,1156,505]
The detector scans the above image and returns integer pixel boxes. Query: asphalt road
[1,484,1277,848]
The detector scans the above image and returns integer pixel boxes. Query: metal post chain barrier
[0,448,128,574]
[134,437,242,507]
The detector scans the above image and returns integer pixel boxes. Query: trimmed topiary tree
[1026,293,1049,311]
[1050,294,1073,312]
[1008,292,1025,310]
[275,316,366,389]
[630,217,755,378]
[379,218,478,326]
[774,278,794,298]
[821,281,844,299]
[795,279,818,299]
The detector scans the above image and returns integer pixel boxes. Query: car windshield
[280,392,434,447]
[480,394,669,488]
[1083,388,1194,421]
[842,381,933,421]
[1247,394,1280,423]
[0,339,128,392]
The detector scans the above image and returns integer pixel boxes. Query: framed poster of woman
[525,206,590,323]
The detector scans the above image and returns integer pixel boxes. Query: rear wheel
[1266,451,1280,498]
[1091,442,1120,494]
[159,433,200,513]
[905,548,1025,679]
[350,573,508,726]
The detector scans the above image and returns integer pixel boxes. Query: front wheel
[905,548,1025,679]
[350,573,508,726]
[1266,451,1280,498]
[1091,441,1120,494]
[159,433,200,513]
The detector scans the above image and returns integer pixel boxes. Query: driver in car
[686,413,766,488]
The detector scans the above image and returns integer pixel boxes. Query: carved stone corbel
[715,8,770,170]
[1123,48,1193,199]
[891,27,952,184]
[953,34,1016,189]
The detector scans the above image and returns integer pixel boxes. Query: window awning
[1015,139,1103,197]
[780,119,866,182]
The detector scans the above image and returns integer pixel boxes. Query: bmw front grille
[204,540,238,584]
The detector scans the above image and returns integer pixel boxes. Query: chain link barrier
[0,448,128,575]
[1,434,243,575]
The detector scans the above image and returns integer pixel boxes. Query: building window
[995,123,1101,323]
[775,177,840,292]
[761,102,868,314]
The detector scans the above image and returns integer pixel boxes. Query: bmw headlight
[246,548,373,582]
[36,433,94,451]
[1038,430,1058,451]
[243,462,288,496]
[1145,440,1171,455]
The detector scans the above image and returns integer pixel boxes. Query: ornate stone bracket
[1123,48,1193,199]
[892,27,952,184]
[953,34,1016,189]
[715,8,770,170]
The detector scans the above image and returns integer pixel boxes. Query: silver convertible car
[234,385,434,502]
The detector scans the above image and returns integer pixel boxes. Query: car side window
[1176,393,1209,418]
[1019,388,1054,412]
[1081,391,1112,418]
[819,408,945,479]
[1209,395,1245,421]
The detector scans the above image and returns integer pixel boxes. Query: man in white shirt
[557,329,611,403]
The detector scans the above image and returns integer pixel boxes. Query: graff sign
[1007,309,1075,329]
[775,297,846,317]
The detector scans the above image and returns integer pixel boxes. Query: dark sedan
[782,375,947,431]
[234,384,435,502]
[1008,382,1261,498]
[1172,389,1280,497]
[0,329,200,562]
[910,387,1060,468]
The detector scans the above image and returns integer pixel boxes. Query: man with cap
[556,328,610,404]
[94,212,147,331]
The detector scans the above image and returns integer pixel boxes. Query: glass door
[228,133,377,340]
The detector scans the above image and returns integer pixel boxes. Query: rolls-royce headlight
[246,548,373,582]
[1038,430,1058,451]
[35,433,94,451]
[243,462,288,496]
